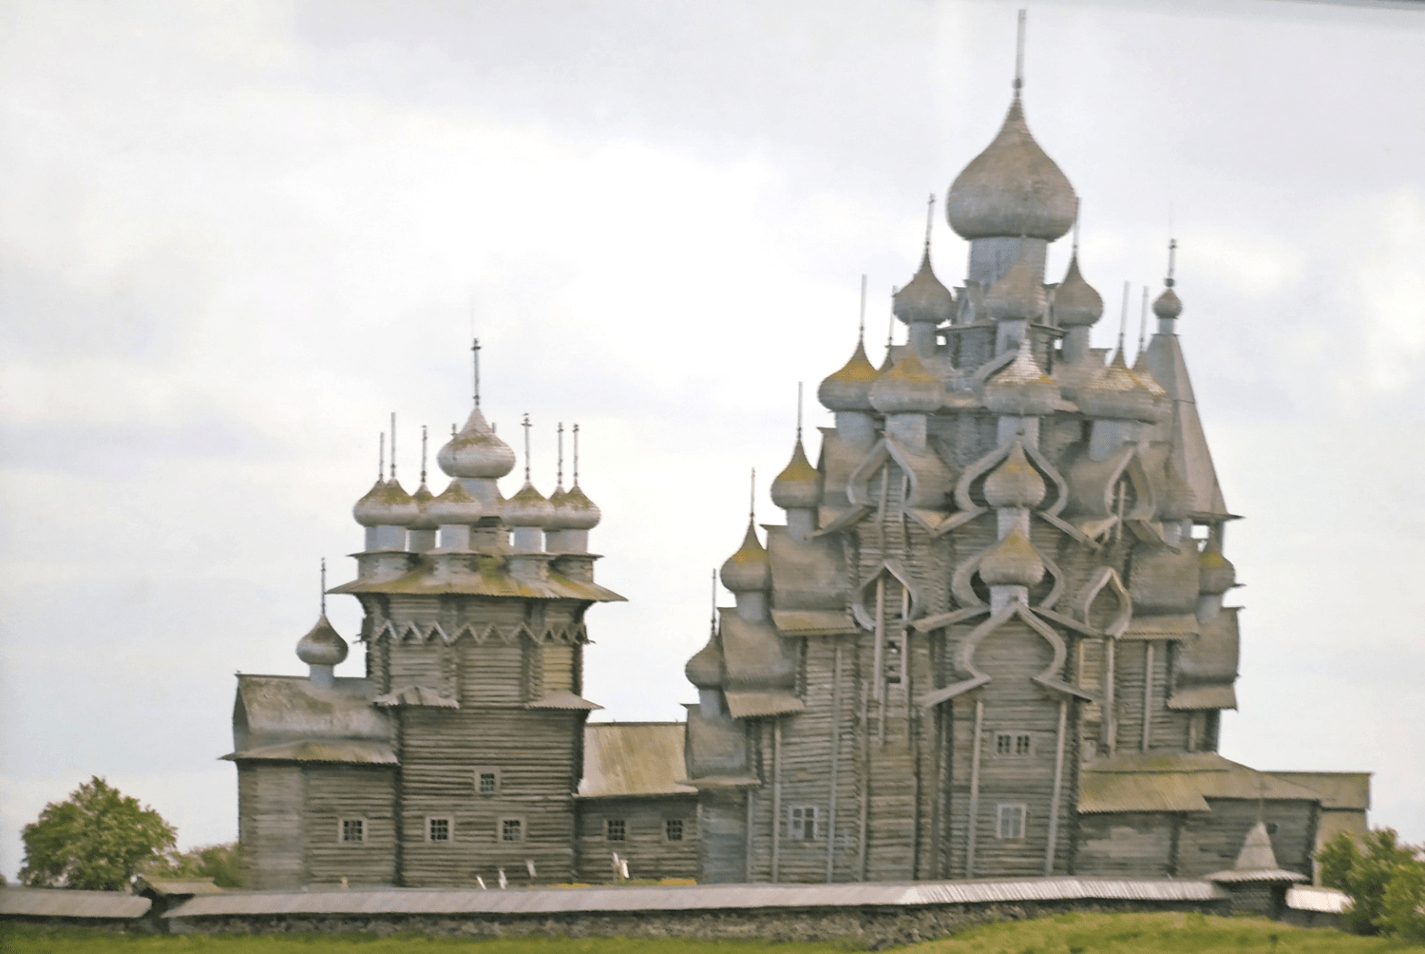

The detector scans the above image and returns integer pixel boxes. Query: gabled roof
[1080,752,1326,813]
[232,675,388,754]
[578,722,696,798]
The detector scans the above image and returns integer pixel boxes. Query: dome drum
[972,238,1049,305]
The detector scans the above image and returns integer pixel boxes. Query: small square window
[428,817,451,842]
[788,806,818,840]
[606,819,626,841]
[501,818,523,842]
[995,733,1013,755]
[477,770,498,795]
[995,732,1032,756]
[997,804,1026,840]
[665,818,684,841]
[340,818,365,843]
[1015,733,1032,755]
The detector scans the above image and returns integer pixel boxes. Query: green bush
[19,777,176,891]
[1320,828,1425,942]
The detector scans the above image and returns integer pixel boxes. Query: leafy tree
[1320,827,1425,941]
[19,777,176,891]
[143,841,242,888]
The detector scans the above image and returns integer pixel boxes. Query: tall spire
[378,432,385,482]
[1117,280,1129,356]
[420,425,428,484]
[749,467,756,522]
[472,337,481,407]
[1072,205,1081,254]
[320,557,326,615]
[557,422,565,489]
[1138,286,1149,358]
[709,568,718,635]
[389,412,397,481]
[572,423,581,486]
[886,286,896,353]
[923,193,936,248]
[796,382,804,441]
[859,274,867,341]
[521,413,532,482]
[1166,237,1178,288]
[1013,8,1026,93]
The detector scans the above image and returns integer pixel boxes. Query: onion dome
[1052,253,1103,328]
[983,246,1048,322]
[1153,286,1183,321]
[437,407,516,479]
[770,439,823,511]
[409,481,438,531]
[1077,348,1160,422]
[1159,457,1195,522]
[818,339,879,412]
[983,337,1059,416]
[352,478,419,527]
[1199,546,1236,595]
[893,249,956,326]
[503,481,555,528]
[559,484,602,530]
[870,352,943,415]
[984,442,1047,509]
[545,484,574,530]
[720,521,771,593]
[946,95,1078,241]
[426,477,483,525]
[978,526,1046,588]
[685,633,725,689]
[296,614,348,667]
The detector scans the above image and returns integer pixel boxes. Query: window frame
[474,767,500,796]
[605,818,627,842]
[996,803,1027,840]
[994,731,1033,757]
[664,818,685,842]
[787,805,819,841]
[338,817,367,845]
[499,817,525,843]
[426,816,453,844]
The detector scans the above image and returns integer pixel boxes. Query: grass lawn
[2,913,1420,953]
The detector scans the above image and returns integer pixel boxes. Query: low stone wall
[170,897,1229,948]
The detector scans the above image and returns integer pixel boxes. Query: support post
[826,640,843,882]
[965,697,985,878]
[1045,698,1068,875]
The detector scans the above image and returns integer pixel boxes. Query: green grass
[2,913,1420,953]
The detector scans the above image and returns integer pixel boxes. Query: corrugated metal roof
[133,876,225,897]
[578,722,696,798]
[166,878,1224,920]
[222,739,397,764]
[1287,886,1349,914]
[1080,752,1325,814]
[1205,868,1308,884]
[0,887,150,919]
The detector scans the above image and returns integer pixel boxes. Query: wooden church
[225,41,1367,891]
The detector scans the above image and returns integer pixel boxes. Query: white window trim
[474,767,501,796]
[498,816,526,843]
[787,805,819,841]
[338,817,368,845]
[426,815,454,843]
[994,731,1033,757]
[996,803,1028,840]
[605,818,627,842]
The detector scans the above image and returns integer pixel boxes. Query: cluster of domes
[946,95,1078,242]
[427,478,483,525]
[983,247,1047,322]
[870,352,943,415]
[1078,348,1165,423]
[983,338,1059,417]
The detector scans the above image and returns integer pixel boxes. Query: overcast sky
[1,0,1422,879]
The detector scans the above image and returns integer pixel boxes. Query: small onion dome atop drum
[893,250,956,326]
[558,484,601,531]
[426,477,484,525]
[721,521,771,593]
[408,480,439,531]
[437,407,517,479]
[1199,546,1237,595]
[685,633,725,689]
[946,95,1077,242]
[503,481,555,528]
[983,337,1058,417]
[818,338,879,412]
[983,246,1047,322]
[353,477,420,527]
[1052,253,1103,328]
[545,484,573,530]
[296,614,348,667]
[870,352,943,415]
[1153,285,1183,321]
[771,438,823,511]
[1159,457,1195,522]
[983,441,1046,509]
[1077,348,1160,422]
[978,526,1046,588]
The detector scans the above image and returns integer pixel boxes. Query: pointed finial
[572,423,581,486]
[451,422,457,438]
[1014,9,1027,93]
[378,432,385,482]
[796,382,804,441]
[1166,237,1178,288]
[557,422,565,489]
[924,193,935,249]
[521,413,532,482]
[472,337,482,407]
[1072,206,1081,255]
[1118,281,1129,354]
[320,558,327,615]
[749,468,756,522]
[420,425,428,484]
[709,568,717,635]
[886,286,896,352]
[389,412,397,480]
[1138,286,1149,356]
[858,274,867,340]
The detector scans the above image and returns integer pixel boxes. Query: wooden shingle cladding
[304,764,397,885]
[574,795,699,882]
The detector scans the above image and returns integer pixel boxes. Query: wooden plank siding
[238,765,305,890]
[1075,812,1177,878]
[574,796,699,883]
[1176,799,1317,879]
[303,765,397,885]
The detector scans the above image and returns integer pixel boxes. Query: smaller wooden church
[224,411,699,889]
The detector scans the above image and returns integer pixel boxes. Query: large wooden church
[226,48,1367,891]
